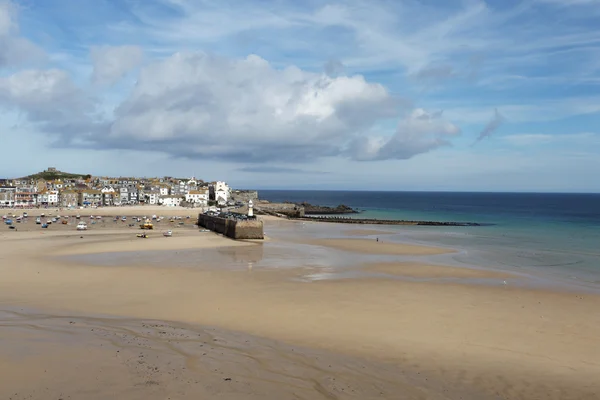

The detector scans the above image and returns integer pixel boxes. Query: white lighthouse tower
[248,199,254,217]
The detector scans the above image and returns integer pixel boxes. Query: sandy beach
[1,208,599,399]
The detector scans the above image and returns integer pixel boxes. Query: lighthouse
[248,199,254,217]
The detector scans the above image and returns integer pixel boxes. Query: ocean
[260,191,600,289]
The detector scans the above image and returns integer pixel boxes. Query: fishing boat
[163,230,172,237]
[23,212,28,217]
[35,217,41,224]
[76,222,87,231]
[5,219,13,225]
[140,219,153,230]
[41,224,48,229]
[136,232,148,238]
[76,215,81,219]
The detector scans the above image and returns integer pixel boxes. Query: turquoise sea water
[260,191,600,289]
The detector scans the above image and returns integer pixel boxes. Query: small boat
[163,230,172,237]
[152,215,157,220]
[96,216,102,220]
[76,215,81,219]
[136,233,148,238]
[51,218,57,223]
[35,217,41,224]
[23,212,28,217]
[41,224,48,229]
[41,213,45,217]
[140,219,153,230]
[46,220,52,225]
[62,220,68,225]
[5,219,13,225]
[8,225,15,230]
[76,222,87,231]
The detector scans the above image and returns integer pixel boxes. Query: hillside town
[0,167,258,209]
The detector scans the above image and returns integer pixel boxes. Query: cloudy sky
[1,0,599,192]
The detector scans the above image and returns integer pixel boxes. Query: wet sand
[1,213,600,399]
[363,262,517,279]
[343,229,396,236]
[307,237,455,255]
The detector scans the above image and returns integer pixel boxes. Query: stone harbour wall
[254,203,304,218]
[230,190,259,203]
[198,214,264,240]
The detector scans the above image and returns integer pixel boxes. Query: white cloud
[0,1,45,67]
[1,51,459,163]
[90,45,144,85]
[348,109,460,161]
[101,52,449,162]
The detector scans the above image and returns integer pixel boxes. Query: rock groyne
[294,216,482,226]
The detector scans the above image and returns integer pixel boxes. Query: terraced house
[79,189,102,206]
[0,186,16,208]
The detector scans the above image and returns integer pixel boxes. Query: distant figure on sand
[376,237,379,242]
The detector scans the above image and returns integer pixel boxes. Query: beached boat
[140,219,153,230]
[5,219,13,225]
[41,224,48,229]
[76,215,81,219]
[35,217,41,224]
[163,230,172,237]
[23,212,28,217]
[62,220,67,225]
[136,233,148,238]
[76,222,87,231]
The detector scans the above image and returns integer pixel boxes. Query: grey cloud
[413,64,456,81]
[473,108,505,144]
[90,45,144,85]
[324,59,345,77]
[0,2,45,67]
[237,166,329,174]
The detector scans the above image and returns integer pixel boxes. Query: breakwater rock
[296,202,358,215]
[294,216,481,226]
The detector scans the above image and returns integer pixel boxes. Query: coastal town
[0,167,257,209]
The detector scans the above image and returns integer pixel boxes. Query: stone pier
[197,214,264,240]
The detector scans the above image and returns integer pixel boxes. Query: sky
[1,0,600,192]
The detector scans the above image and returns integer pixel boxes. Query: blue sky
[1,0,600,192]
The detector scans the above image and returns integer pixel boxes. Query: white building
[210,181,230,206]
[146,191,160,205]
[185,189,209,206]
[159,195,182,207]
[101,186,116,206]
[47,190,59,205]
[159,186,170,196]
